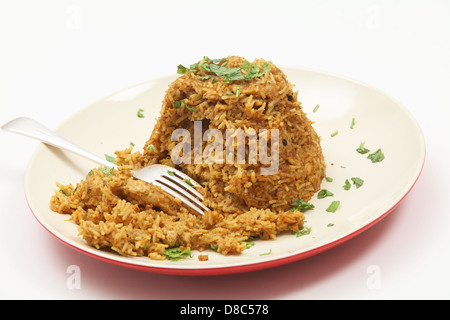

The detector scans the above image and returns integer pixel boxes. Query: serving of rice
[50,56,326,260]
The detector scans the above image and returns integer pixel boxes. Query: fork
[1,117,208,215]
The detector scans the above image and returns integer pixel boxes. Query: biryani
[50,56,326,260]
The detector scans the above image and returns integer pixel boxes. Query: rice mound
[50,56,326,260]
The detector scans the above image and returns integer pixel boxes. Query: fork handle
[1,117,114,168]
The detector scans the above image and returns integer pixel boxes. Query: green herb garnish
[180,57,270,83]
[343,179,351,190]
[174,99,196,111]
[350,117,356,129]
[244,241,255,249]
[330,130,338,137]
[290,198,315,212]
[313,104,320,112]
[99,166,114,177]
[317,189,334,199]
[356,142,370,154]
[137,108,145,118]
[326,201,340,212]
[368,148,385,163]
[147,144,156,151]
[104,154,116,164]
[167,170,175,176]
[260,249,272,256]
[325,177,333,182]
[184,178,193,186]
[351,177,364,188]
[293,226,312,237]
[236,87,241,97]
[162,247,192,260]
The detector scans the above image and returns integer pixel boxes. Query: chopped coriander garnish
[260,249,272,256]
[59,188,70,196]
[350,117,356,129]
[317,189,334,199]
[180,57,270,83]
[197,75,212,80]
[162,247,192,260]
[244,241,255,249]
[236,87,241,97]
[104,154,116,164]
[137,108,145,118]
[351,177,364,188]
[330,130,338,137]
[184,104,196,112]
[225,91,233,95]
[368,148,385,163]
[88,170,94,176]
[147,144,156,151]
[184,178,194,186]
[167,170,175,176]
[290,198,315,212]
[356,142,370,154]
[99,166,114,177]
[327,223,335,227]
[174,99,196,111]
[129,141,135,147]
[173,100,182,108]
[326,201,340,212]
[313,104,320,112]
[325,177,333,182]
[293,226,311,238]
[203,63,244,82]
[177,64,188,74]
[343,179,351,190]
[212,78,218,84]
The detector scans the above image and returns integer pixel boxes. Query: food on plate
[50,56,326,260]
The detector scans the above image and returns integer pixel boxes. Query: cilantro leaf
[104,154,116,164]
[163,247,192,260]
[293,226,311,238]
[356,142,370,154]
[326,201,340,213]
[351,177,364,188]
[317,189,334,199]
[99,166,114,177]
[177,64,188,74]
[343,179,351,190]
[290,198,315,212]
[368,149,385,163]
[137,108,145,118]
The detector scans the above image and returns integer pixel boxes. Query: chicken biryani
[50,56,326,260]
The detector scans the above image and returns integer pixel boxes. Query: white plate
[24,67,425,275]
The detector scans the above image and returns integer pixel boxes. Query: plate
[24,67,425,275]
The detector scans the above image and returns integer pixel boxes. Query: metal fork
[1,117,208,215]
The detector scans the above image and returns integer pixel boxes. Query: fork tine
[131,164,209,215]
[161,171,205,201]
[153,177,209,215]
[157,176,209,212]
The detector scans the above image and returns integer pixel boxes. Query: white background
[1,0,449,299]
